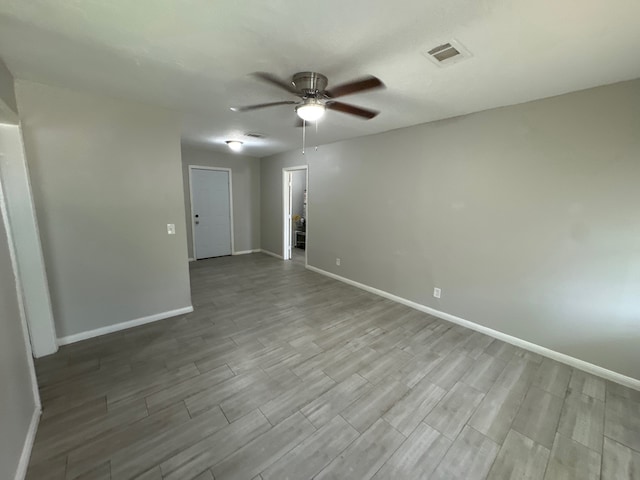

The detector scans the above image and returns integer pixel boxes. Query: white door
[191,168,232,259]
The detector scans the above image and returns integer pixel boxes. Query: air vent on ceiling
[245,132,266,139]
[422,39,471,67]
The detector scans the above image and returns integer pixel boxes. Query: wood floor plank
[25,453,67,480]
[260,371,336,425]
[569,369,606,401]
[211,411,316,480]
[66,402,190,479]
[460,353,507,393]
[430,425,500,480]
[602,436,640,480]
[160,409,271,480]
[300,373,373,428]
[315,418,405,480]
[512,385,564,449]
[145,363,235,413]
[261,415,359,480]
[544,433,601,480]
[486,429,550,480]
[357,348,413,384]
[341,379,410,433]
[532,358,572,398]
[372,422,451,479]
[110,405,228,480]
[73,461,110,480]
[469,385,521,443]
[424,382,485,440]
[557,390,605,452]
[424,350,474,390]
[383,377,446,437]
[29,396,148,466]
[604,391,640,452]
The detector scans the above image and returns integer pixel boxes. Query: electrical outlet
[433,287,441,298]
[167,224,176,235]
[336,258,341,266]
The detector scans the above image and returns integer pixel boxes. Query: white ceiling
[1,0,639,157]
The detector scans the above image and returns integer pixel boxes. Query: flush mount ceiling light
[226,140,243,152]
[296,100,326,122]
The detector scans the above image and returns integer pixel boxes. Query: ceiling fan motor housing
[292,72,328,95]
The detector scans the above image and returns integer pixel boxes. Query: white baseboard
[57,306,194,346]
[188,257,195,262]
[233,249,261,256]
[306,265,640,391]
[259,249,284,260]
[14,407,40,480]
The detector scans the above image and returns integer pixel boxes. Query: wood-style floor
[27,253,640,479]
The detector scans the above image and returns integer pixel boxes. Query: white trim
[306,265,640,391]
[188,165,235,260]
[283,170,292,260]
[0,124,58,357]
[188,257,195,262]
[14,408,40,480]
[0,170,41,408]
[259,249,284,260]
[233,249,261,255]
[1,170,42,480]
[57,306,194,346]
[282,165,308,265]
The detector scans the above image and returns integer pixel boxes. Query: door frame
[188,165,235,259]
[282,165,308,264]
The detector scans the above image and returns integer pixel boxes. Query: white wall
[16,80,192,340]
[261,79,640,381]
[181,144,261,257]
[0,172,39,480]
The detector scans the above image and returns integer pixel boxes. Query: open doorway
[283,166,308,265]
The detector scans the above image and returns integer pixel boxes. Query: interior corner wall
[181,144,261,257]
[260,78,640,380]
[16,80,192,339]
[0,57,18,123]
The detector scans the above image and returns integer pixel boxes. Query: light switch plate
[167,224,176,235]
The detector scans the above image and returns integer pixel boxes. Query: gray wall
[16,80,192,339]
[0,178,37,480]
[181,144,261,257]
[0,57,18,123]
[261,79,640,380]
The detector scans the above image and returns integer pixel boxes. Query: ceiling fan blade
[253,72,298,94]
[230,100,298,112]
[326,101,379,119]
[325,75,384,99]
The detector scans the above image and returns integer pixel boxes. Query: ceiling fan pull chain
[315,121,319,151]
[302,119,306,155]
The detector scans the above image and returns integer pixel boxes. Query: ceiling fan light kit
[296,100,326,122]
[225,140,243,152]
[231,71,385,124]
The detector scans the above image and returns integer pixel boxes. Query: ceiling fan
[230,72,385,124]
